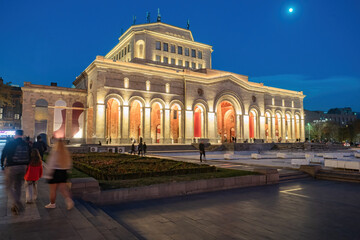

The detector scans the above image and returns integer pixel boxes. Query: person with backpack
[24,148,43,203]
[32,135,47,159]
[0,130,30,215]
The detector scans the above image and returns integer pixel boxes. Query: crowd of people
[130,138,147,156]
[0,130,74,215]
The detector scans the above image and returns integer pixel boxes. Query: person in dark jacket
[199,141,206,162]
[32,135,47,159]
[1,130,30,214]
[143,142,147,156]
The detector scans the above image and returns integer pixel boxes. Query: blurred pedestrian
[1,129,30,215]
[130,142,135,154]
[24,149,43,203]
[44,140,74,210]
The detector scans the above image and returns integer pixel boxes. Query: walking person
[143,142,147,156]
[199,141,206,162]
[138,141,143,156]
[44,140,74,210]
[130,142,135,154]
[32,135,47,160]
[0,129,30,215]
[24,148,43,203]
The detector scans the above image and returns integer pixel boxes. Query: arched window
[53,100,67,139]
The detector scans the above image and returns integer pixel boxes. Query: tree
[0,80,14,107]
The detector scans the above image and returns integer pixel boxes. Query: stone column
[271,117,276,142]
[259,116,265,140]
[185,110,194,143]
[301,118,305,141]
[144,107,151,143]
[207,112,216,143]
[65,108,72,140]
[122,105,129,142]
[95,103,105,141]
[47,108,54,140]
[164,109,170,143]
[282,116,286,141]
[118,106,121,142]
[291,117,295,142]
[243,114,249,141]
[178,110,183,143]
[236,114,241,142]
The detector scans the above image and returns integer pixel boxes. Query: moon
[289,8,294,13]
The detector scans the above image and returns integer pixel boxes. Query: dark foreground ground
[102,179,360,240]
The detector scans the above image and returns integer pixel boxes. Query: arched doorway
[194,105,205,138]
[53,100,66,139]
[217,101,235,143]
[171,104,181,143]
[129,100,143,142]
[72,102,84,138]
[151,102,162,143]
[265,112,271,142]
[34,99,48,138]
[249,110,258,140]
[106,98,120,141]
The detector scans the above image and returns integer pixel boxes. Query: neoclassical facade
[22,22,305,144]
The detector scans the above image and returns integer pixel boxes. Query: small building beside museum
[22,21,305,144]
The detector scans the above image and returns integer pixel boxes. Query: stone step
[75,199,138,240]
[316,170,360,183]
[279,172,311,182]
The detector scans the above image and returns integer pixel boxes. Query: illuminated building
[22,22,305,144]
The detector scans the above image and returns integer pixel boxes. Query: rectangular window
[198,63,202,69]
[198,51,202,59]
[156,55,161,62]
[171,45,176,53]
[178,46,183,55]
[192,62,196,69]
[0,108,2,113]
[178,59,183,66]
[156,41,161,50]
[163,43,168,52]
[185,48,189,56]
[14,114,19,120]
[171,58,175,65]
[191,49,196,58]
[185,61,189,68]
[0,114,2,120]
[163,57,168,63]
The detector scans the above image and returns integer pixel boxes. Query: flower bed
[72,153,216,181]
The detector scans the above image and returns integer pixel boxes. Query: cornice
[84,58,305,98]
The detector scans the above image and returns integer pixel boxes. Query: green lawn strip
[69,167,91,178]
[72,153,216,180]
[98,168,259,189]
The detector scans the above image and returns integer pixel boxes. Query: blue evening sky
[0,0,359,111]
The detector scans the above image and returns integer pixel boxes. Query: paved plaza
[102,179,360,240]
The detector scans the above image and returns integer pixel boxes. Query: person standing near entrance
[199,141,206,162]
[1,130,30,215]
[138,141,143,156]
